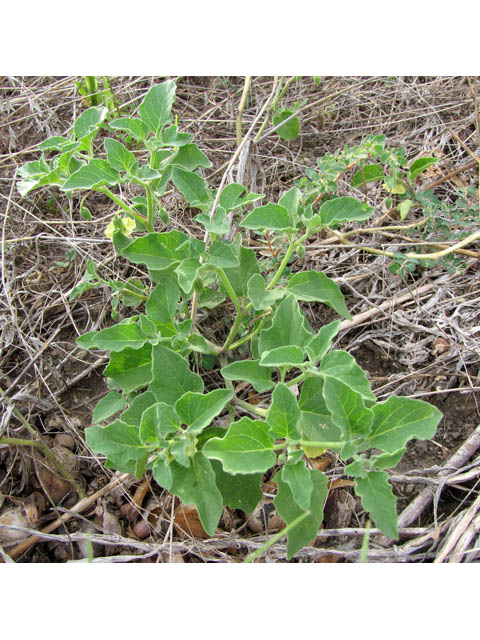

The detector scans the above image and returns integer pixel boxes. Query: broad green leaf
[282,460,313,511]
[119,278,147,308]
[86,419,152,469]
[398,198,414,220]
[88,321,149,352]
[219,183,264,212]
[319,196,374,226]
[273,110,300,141]
[104,138,136,172]
[104,344,153,393]
[145,277,179,326]
[322,377,373,458]
[305,320,341,364]
[92,392,126,424]
[364,396,442,453]
[247,273,285,310]
[171,143,212,171]
[195,207,230,235]
[62,159,120,192]
[109,117,149,140]
[73,106,108,140]
[221,241,260,298]
[286,271,352,320]
[355,471,398,539]
[203,417,276,474]
[260,345,304,367]
[278,187,302,226]
[119,391,156,425]
[172,166,209,204]
[351,164,385,187]
[139,402,180,444]
[267,382,302,440]
[369,447,406,471]
[152,452,172,490]
[220,359,274,394]
[186,333,214,354]
[207,240,239,269]
[241,203,296,232]
[273,468,328,560]
[38,136,72,151]
[175,389,234,434]
[320,350,376,405]
[298,378,343,444]
[212,460,263,513]
[161,124,193,147]
[121,230,189,270]
[169,453,223,536]
[299,411,343,450]
[175,257,201,294]
[150,345,204,405]
[408,157,439,183]
[258,295,312,354]
[170,436,190,468]
[104,451,149,479]
[138,80,176,134]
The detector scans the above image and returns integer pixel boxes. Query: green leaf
[273,110,300,141]
[150,345,204,405]
[109,117,149,140]
[212,461,263,513]
[171,144,212,171]
[139,402,180,444]
[267,382,302,440]
[320,350,376,405]
[364,396,442,453]
[208,240,239,269]
[219,183,264,212]
[169,437,190,468]
[319,196,374,226]
[175,389,234,435]
[86,419,152,471]
[260,345,304,368]
[322,377,373,458]
[152,452,172,490]
[278,187,302,226]
[273,468,328,560]
[138,80,176,135]
[195,207,230,235]
[305,320,341,364]
[104,345,153,393]
[119,391,156,425]
[104,138,136,172]
[258,295,312,354]
[175,258,201,294]
[398,198,414,220]
[172,166,209,204]
[369,447,406,471]
[62,159,120,192]
[220,359,274,394]
[161,124,193,147]
[92,392,126,424]
[73,106,108,140]
[145,277,180,327]
[38,136,71,151]
[247,273,285,310]
[354,471,398,539]
[87,321,149,352]
[351,164,385,187]
[408,157,439,183]
[282,460,313,510]
[221,241,260,298]
[186,333,214,354]
[121,230,189,270]
[286,271,352,320]
[169,453,223,537]
[241,203,296,232]
[203,417,276,474]
[299,410,343,448]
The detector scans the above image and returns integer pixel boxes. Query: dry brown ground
[1,76,480,563]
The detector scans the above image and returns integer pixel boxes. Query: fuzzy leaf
[241,203,296,232]
[219,183,264,212]
[104,138,136,172]
[62,159,120,192]
[247,273,285,310]
[150,345,204,406]
[258,295,312,354]
[203,417,276,474]
[305,320,341,364]
[88,321,149,352]
[139,402,180,444]
[172,166,209,204]
[109,117,149,140]
[220,359,274,394]
[86,419,152,470]
[175,389,234,435]
[104,345,153,393]
[138,80,176,134]
[320,350,376,405]
[259,345,305,368]
[92,392,126,424]
[355,471,398,539]
[286,271,352,320]
[281,460,313,511]
[212,461,263,513]
[121,230,189,270]
[267,382,302,441]
[319,196,374,227]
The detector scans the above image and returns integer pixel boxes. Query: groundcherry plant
[18,80,442,559]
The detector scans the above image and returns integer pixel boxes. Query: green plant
[76,76,121,117]
[18,81,443,560]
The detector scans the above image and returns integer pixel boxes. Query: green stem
[297,439,345,449]
[215,267,241,313]
[96,186,148,226]
[266,238,295,290]
[243,510,311,563]
[145,183,155,232]
[233,398,268,418]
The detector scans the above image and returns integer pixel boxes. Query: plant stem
[233,398,268,418]
[96,186,148,226]
[145,183,155,232]
[266,237,295,290]
[236,76,251,146]
[243,510,311,562]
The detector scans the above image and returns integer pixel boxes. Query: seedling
[18,80,443,560]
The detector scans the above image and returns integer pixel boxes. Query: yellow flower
[105,215,136,240]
